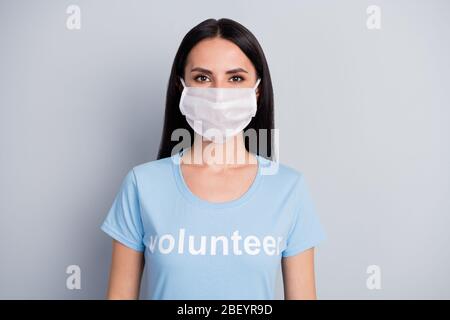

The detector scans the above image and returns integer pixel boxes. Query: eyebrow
[190,67,249,74]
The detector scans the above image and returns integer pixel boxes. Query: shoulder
[258,155,305,186]
[126,155,175,187]
[258,156,314,205]
[132,155,173,174]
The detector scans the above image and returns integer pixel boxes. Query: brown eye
[194,75,210,82]
[230,76,244,82]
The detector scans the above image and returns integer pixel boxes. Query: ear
[255,78,261,100]
[177,77,184,92]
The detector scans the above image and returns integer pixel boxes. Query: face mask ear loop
[254,78,261,90]
[179,77,186,88]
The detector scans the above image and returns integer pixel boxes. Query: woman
[101,18,326,300]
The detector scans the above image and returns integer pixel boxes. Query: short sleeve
[282,173,327,257]
[100,168,145,252]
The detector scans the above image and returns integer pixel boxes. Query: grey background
[0,0,449,299]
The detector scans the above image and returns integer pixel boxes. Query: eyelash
[194,75,245,83]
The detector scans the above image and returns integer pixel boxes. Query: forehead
[185,37,255,73]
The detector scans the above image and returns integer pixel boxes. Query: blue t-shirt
[100,149,326,300]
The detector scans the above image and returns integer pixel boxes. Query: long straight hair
[157,18,275,160]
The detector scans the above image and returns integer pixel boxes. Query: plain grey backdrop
[0,0,449,299]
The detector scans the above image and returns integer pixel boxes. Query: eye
[194,75,211,82]
[229,75,244,82]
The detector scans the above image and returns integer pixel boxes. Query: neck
[182,132,257,167]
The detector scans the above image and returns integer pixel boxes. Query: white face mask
[179,77,261,144]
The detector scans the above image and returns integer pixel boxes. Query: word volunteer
[147,228,285,256]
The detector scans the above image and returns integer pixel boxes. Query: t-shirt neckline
[171,148,263,209]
